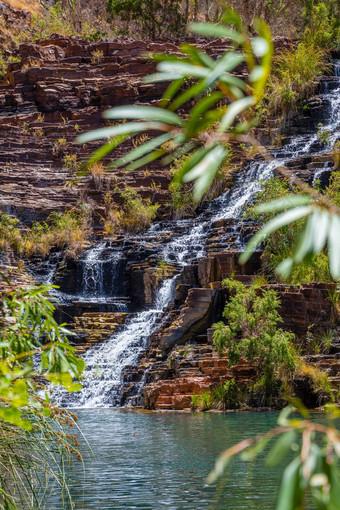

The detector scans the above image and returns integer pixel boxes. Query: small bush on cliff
[0,208,91,259]
[265,42,329,115]
[213,278,297,403]
[103,187,159,234]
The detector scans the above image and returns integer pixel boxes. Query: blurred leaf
[276,457,303,510]
[183,145,226,201]
[240,206,312,264]
[186,92,223,137]
[328,213,340,278]
[241,436,271,461]
[218,96,255,132]
[266,431,297,467]
[76,122,167,143]
[109,132,174,169]
[103,105,183,127]
[190,22,244,43]
[255,195,312,213]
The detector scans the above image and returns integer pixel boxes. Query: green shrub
[267,42,329,115]
[28,1,76,41]
[104,187,159,234]
[303,0,340,49]
[0,208,91,259]
[213,278,297,403]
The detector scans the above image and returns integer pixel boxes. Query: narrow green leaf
[276,457,303,510]
[256,195,312,213]
[218,96,256,132]
[159,77,186,107]
[328,213,340,278]
[103,105,183,127]
[239,206,312,264]
[266,431,297,467]
[204,52,245,89]
[312,209,329,253]
[186,92,223,137]
[144,72,183,83]
[190,22,244,43]
[241,436,271,461]
[293,214,314,264]
[183,145,226,201]
[109,132,174,169]
[76,122,166,143]
[180,43,214,68]
[126,148,165,171]
[79,135,127,174]
[158,61,208,79]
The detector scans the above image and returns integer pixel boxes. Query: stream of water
[51,61,340,409]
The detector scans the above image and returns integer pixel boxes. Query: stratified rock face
[0,36,174,222]
[0,35,239,224]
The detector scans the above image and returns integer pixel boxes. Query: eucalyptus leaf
[218,96,256,133]
[240,206,312,264]
[103,105,183,127]
[76,122,166,143]
[255,195,312,213]
[328,213,340,278]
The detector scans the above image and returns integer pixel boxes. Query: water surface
[50,410,287,510]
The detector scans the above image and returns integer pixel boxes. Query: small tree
[107,0,185,39]
[213,278,297,401]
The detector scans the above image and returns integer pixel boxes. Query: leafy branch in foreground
[207,404,340,510]
[77,8,273,199]
[0,282,84,429]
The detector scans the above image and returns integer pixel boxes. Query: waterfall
[52,62,340,408]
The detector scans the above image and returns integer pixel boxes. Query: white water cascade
[52,61,340,408]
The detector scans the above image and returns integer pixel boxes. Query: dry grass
[3,0,40,13]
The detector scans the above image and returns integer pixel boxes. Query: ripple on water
[48,411,285,510]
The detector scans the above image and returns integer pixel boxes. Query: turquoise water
[49,410,289,509]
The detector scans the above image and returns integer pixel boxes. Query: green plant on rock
[104,187,160,234]
[213,278,297,402]
[266,42,329,115]
[52,137,67,157]
[0,208,91,259]
[28,1,75,41]
[303,0,340,49]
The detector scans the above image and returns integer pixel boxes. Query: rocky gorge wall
[0,30,339,411]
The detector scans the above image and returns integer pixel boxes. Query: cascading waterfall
[52,61,340,408]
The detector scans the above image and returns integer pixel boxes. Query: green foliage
[106,0,185,39]
[266,42,329,115]
[0,282,85,508]
[0,208,91,259]
[303,0,340,49]
[241,172,340,281]
[213,278,297,400]
[0,52,20,80]
[29,2,75,41]
[0,283,84,428]
[104,187,160,234]
[191,380,246,411]
[207,404,340,510]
